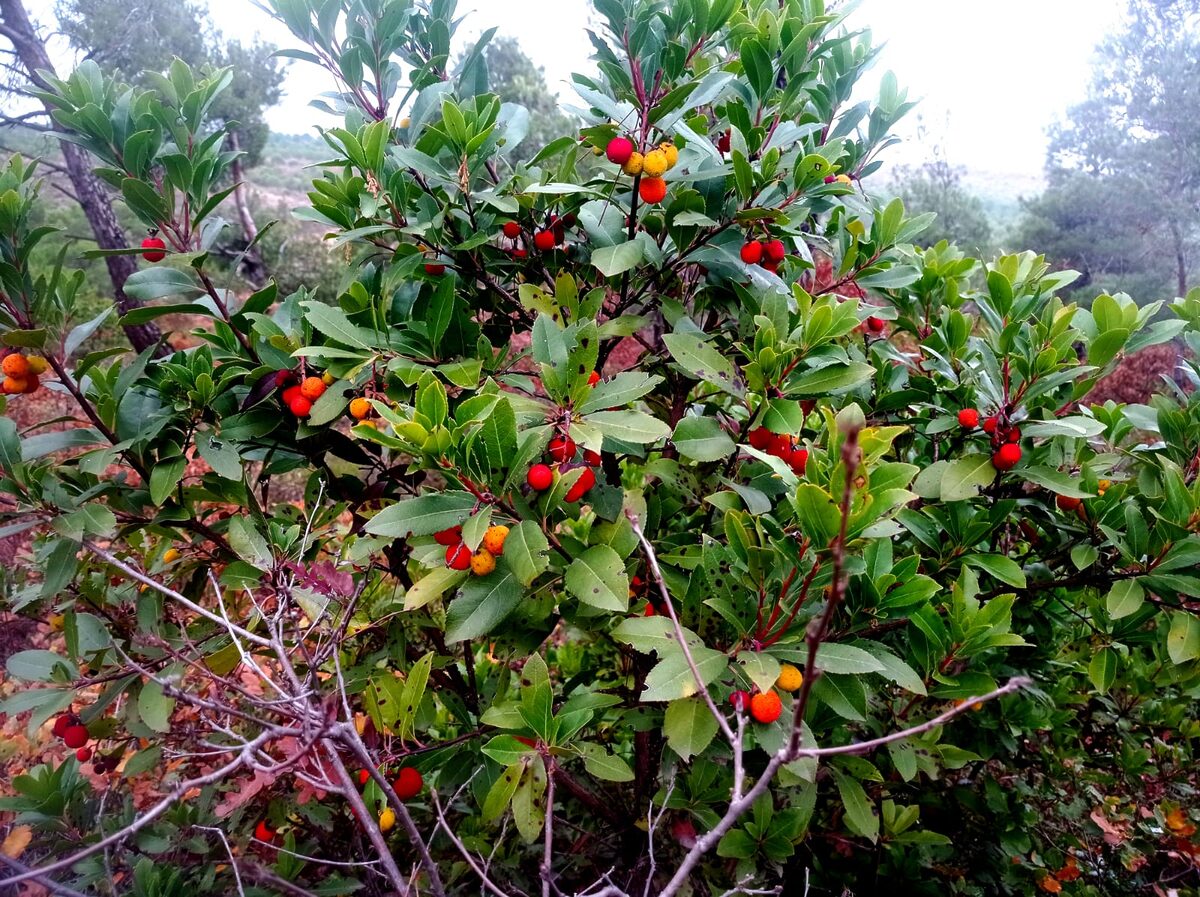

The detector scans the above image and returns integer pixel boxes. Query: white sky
[50,0,1128,179]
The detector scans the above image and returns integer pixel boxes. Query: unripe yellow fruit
[660,142,678,169]
[776,663,803,692]
[470,549,497,576]
[26,356,48,375]
[642,149,668,178]
[49,614,65,632]
[835,173,852,185]
[163,548,181,564]
[592,145,603,156]
[482,525,509,555]
[321,371,336,386]
[1097,479,1111,494]
[622,152,644,176]
[399,117,411,128]
[379,808,396,832]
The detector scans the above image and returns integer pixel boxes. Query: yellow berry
[163,548,181,564]
[321,371,336,386]
[399,117,411,129]
[49,614,65,632]
[660,142,678,169]
[349,397,373,420]
[776,663,803,692]
[591,145,603,156]
[470,548,497,576]
[835,173,852,184]
[1097,479,1111,494]
[25,356,48,375]
[642,149,668,178]
[379,808,396,832]
[482,525,509,556]
[359,420,378,430]
[622,151,644,177]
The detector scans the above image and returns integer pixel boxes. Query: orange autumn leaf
[1,826,32,859]
[1037,875,1063,894]
[1055,857,1081,882]
[1165,807,1196,836]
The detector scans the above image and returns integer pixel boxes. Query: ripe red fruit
[433,526,463,546]
[768,433,793,458]
[52,714,73,738]
[639,177,667,204]
[587,370,600,386]
[750,691,783,724]
[740,241,764,264]
[992,443,1022,471]
[866,316,885,333]
[562,212,577,228]
[643,602,657,617]
[424,262,445,276]
[75,747,92,762]
[140,236,166,262]
[446,544,471,570]
[582,448,602,467]
[730,690,751,711]
[62,724,89,749]
[958,408,979,429]
[547,435,576,463]
[717,131,731,154]
[788,447,809,475]
[982,416,999,435]
[1005,427,1021,444]
[527,463,554,491]
[357,769,371,786]
[565,466,597,503]
[511,247,528,259]
[1056,494,1083,512]
[605,136,634,165]
[394,766,423,800]
[763,239,786,262]
[288,395,313,418]
[761,259,780,274]
[748,427,773,451]
[533,229,556,251]
[501,221,521,239]
[282,385,302,405]
[254,820,274,842]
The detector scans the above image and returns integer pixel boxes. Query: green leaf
[445,566,522,642]
[397,652,433,741]
[137,678,175,733]
[1088,648,1118,693]
[672,416,735,462]
[1106,579,1144,620]
[584,410,672,444]
[503,521,550,587]
[663,332,743,397]
[578,742,635,782]
[577,372,662,414]
[780,643,885,676]
[1167,612,1200,664]
[228,517,273,570]
[565,545,629,612]
[512,755,547,843]
[404,566,467,611]
[1021,417,1106,439]
[591,240,644,277]
[365,492,477,538]
[118,303,214,326]
[5,650,78,682]
[833,770,879,842]
[149,457,186,505]
[1018,466,1094,499]
[788,362,875,396]
[963,554,1026,588]
[302,301,376,349]
[738,652,781,693]
[123,267,204,302]
[641,644,728,702]
[482,762,523,821]
[663,697,719,761]
[196,431,242,480]
[939,454,996,501]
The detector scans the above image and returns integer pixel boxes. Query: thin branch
[541,762,556,897]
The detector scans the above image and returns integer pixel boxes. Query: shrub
[0,2,1198,895]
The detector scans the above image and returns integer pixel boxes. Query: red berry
[763,239,786,262]
[788,447,809,475]
[254,820,275,842]
[274,370,295,388]
[606,136,635,165]
[730,690,751,711]
[140,236,166,262]
[446,544,471,570]
[502,221,521,239]
[393,766,423,800]
[562,212,577,228]
[75,747,92,762]
[768,433,793,458]
[992,443,1022,471]
[639,177,667,204]
[63,724,88,749]
[282,385,302,405]
[750,691,783,724]
[1056,494,1083,512]
[288,395,313,418]
[1005,427,1021,444]
[424,262,445,276]
[527,463,554,491]
[643,602,657,617]
[717,131,731,154]
[762,259,780,274]
[533,229,556,251]
[748,428,773,451]
[982,416,999,435]
[824,174,837,184]
[547,435,576,463]
[565,466,596,503]
[582,449,602,467]
[511,247,528,259]
[433,526,462,546]
[740,241,764,264]
[866,316,885,333]
[52,714,73,738]
[587,370,600,386]
[958,408,979,429]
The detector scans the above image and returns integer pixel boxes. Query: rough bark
[0,0,164,354]
[227,129,267,288]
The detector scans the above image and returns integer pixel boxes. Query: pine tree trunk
[0,0,164,354]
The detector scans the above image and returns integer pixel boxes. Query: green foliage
[0,1,1198,896]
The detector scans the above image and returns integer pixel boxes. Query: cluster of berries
[747,427,809,475]
[497,214,578,256]
[439,523,509,575]
[739,238,788,274]
[526,430,602,502]
[277,370,334,418]
[729,664,804,724]
[51,712,94,763]
[1,352,48,395]
[958,408,1022,471]
[604,136,678,205]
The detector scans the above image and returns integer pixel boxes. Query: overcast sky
[76,0,1131,179]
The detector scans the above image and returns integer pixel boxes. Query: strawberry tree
[1,0,1198,895]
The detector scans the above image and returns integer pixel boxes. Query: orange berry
[482,525,509,555]
[470,548,497,576]
[749,690,782,723]
[300,376,326,401]
[639,177,667,204]
[2,376,27,395]
[349,397,372,420]
[1,354,29,378]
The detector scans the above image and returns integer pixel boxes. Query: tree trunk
[0,0,164,354]
[1169,219,1188,298]
[227,130,267,288]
